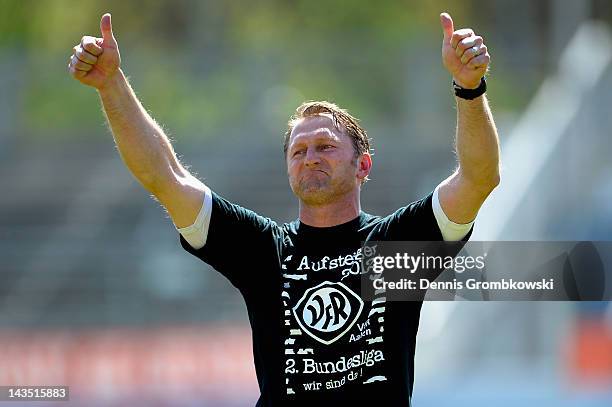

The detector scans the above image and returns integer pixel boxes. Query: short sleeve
[178,191,281,290]
[380,191,473,242]
[176,184,213,250]
[379,191,474,292]
[432,184,475,242]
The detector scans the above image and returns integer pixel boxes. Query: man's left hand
[440,12,490,89]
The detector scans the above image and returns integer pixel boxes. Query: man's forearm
[455,94,500,191]
[98,69,182,192]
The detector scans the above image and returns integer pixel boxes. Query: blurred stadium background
[0,0,611,405]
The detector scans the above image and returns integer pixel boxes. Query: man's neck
[298,195,361,227]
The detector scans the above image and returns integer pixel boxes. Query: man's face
[286,114,369,206]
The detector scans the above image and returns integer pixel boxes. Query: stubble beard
[290,171,355,206]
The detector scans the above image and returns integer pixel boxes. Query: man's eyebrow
[289,136,339,153]
[291,130,340,144]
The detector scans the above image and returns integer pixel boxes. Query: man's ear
[357,153,372,182]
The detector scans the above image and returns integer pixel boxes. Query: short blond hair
[283,101,371,158]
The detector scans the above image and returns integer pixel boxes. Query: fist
[440,12,490,89]
[68,13,121,90]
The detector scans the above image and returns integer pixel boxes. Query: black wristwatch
[453,77,486,100]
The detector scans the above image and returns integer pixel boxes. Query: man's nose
[304,148,321,167]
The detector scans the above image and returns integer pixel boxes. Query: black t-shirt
[179,190,472,406]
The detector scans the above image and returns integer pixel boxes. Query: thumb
[100,13,116,46]
[440,12,454,42]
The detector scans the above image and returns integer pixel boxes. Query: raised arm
[437,12,501,224]
[68,13,204,228]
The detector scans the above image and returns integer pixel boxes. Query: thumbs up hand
[68,13,121,90]
[440,12,489,89]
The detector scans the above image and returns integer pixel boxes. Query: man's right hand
[68,13,121,90]
[67,14,206,230]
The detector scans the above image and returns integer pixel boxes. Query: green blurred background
[2,0,551,141]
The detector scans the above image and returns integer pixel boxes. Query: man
[68,11,499,406]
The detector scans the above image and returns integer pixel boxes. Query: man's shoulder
[211,190,281,228]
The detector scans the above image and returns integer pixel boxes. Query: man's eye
[293,150,305,157]
[322,145,335,150]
